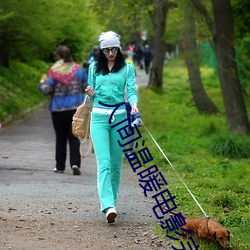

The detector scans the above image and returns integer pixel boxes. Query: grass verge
[0,60,50,125]
[136,58,250,249]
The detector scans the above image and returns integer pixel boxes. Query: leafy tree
[91,0,155,47]
[164,2,184,44]
[148,0,177,89]
[0,0,58,66]
[91,0,218,114]
[190,0,250,134]
[232,0,250,40]
[0,0,99,67]
[232,0,250,95]
[183,1,218,114]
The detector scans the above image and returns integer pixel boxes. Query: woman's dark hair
[54,45,73,63]
[95,48,126,75]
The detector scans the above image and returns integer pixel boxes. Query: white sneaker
[105,207,117,223]
[53,168,64,173]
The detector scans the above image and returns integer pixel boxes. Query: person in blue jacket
[86,31,138,223]
[39,45,88,175]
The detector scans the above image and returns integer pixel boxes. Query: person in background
[85,31,138,223]
[123,51,136,76]
[88,46,99,64]
[85,46,99,72]
[134,44,144,69]
[39,45,88,175]
[143,44,153,74]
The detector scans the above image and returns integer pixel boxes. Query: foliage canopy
[0,0,99,66]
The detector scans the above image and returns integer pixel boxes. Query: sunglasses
[102,47,119,55]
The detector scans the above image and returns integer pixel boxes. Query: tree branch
[168,1,178,9]
[190,0,216,37]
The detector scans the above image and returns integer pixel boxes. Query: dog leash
[139,118,209,218]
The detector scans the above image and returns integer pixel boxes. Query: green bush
[210,135,250,159]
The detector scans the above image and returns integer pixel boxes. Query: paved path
[0,68,150,222]
[0,71,173,249]
[135,68,149,88]
[0,102,153,224]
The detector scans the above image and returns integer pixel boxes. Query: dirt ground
[0,215,172,250]
[0,72,173,250]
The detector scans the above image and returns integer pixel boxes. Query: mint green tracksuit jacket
[88,62,138,212]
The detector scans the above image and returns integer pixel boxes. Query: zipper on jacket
[108,72,111,102]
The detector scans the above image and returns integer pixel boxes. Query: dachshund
[168,211,231,249]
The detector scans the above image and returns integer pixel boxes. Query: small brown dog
[167,210,231,249]
[181,217,231,249]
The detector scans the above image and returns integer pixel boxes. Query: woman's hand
[131,103,138,116]
[85,86,95,97]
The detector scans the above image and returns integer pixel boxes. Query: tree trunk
[147,0,169,89]
[212,0,250,134]
[184,4,218,114]
[190,0,250,134]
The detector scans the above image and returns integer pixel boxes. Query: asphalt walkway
[0,70,174,249]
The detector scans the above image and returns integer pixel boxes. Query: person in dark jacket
[143,44,152,74]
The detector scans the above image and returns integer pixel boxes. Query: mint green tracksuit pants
[90,111,127,212]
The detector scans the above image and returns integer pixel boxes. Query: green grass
[137,58,250,249]
[0,60,50,123]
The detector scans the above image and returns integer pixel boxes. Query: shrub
[210,135,250,159]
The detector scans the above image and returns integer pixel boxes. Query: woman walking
[85,31,138,223]
[39,45,88,175]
